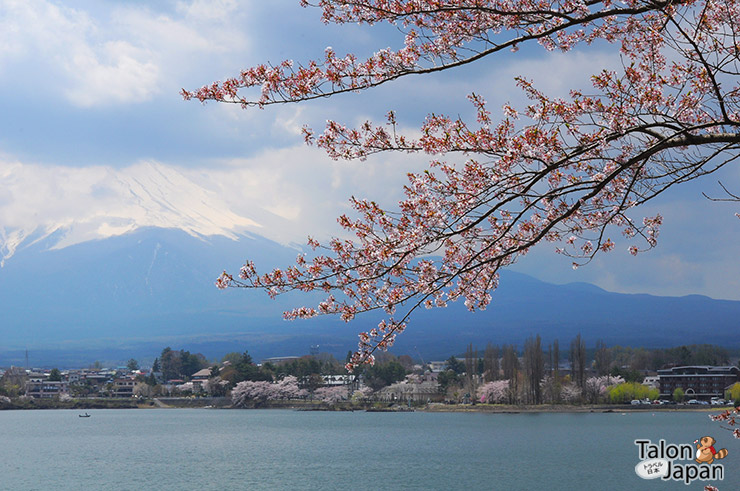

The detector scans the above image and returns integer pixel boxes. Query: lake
[0,409,734,490]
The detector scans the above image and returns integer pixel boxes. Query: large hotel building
[657,365,739,400]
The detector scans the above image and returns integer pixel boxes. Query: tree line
[435,337,733,405]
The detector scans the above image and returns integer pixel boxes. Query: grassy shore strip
[0,398,140,410]
[158,400,726,412]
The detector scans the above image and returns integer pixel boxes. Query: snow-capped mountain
[0,160,266,266]
[1,161,739,366]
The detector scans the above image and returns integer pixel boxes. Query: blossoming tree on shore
[478,380,510,404]
[231,376,307,406]
[185,0,740,369]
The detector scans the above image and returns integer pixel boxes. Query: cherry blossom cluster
[351,386,374,401]
[709,407,740,439]
[196,0,740,369]
[314,385,350,403]
[584,375,624,395]
[231,376,308,406]
[477,379,510,403]
[560,382,583,403]
[183,1,690,107]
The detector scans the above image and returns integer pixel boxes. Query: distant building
[657,366,740,400]
[83,371,112,391]
[65,371,82,385]
[377,380,443,403]
[642,376,660,390]
[191,368,212,391]
[25,380,67,399]
[113,378,136,398]
[322,374,355,386]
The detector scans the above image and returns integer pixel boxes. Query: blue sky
[1,0,739,300]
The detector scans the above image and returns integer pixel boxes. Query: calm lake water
[0,408,734,490]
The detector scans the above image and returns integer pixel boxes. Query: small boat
[78,413,91,418]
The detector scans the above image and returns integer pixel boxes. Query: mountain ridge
[0,226,738,367]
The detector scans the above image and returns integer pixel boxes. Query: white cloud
[0,0,251,107]
[64,40,160,107]
[176,0,240,22]
[0,1,157,106]
[184,144,431,244]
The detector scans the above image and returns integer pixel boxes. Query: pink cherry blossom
[314,385,350,403]
[477,380,510,403]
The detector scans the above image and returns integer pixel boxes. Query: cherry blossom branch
[709,408,740,439]
[183,1,675,108]
[196,0,740,368]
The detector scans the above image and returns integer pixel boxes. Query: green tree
[152,357,160,373]
[127,358,139,372]
[146,372,157,386]
[180,351,208,379]
[364,360,407,390]
[437,370,460,392]
[725,383,740,403]
[673,387,685,403]
[48,368,62,382]
[609,366,643,383]
[160,347,180,381]
[608,382,654,404]
[159,347,208,380]
[222,351,272,384]
[222,352,244,365]
[445,356,465,374]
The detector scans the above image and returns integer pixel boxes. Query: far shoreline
[419,403,724,414]
[3,397,730,413]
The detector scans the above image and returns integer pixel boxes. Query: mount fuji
[1,162,739,367]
